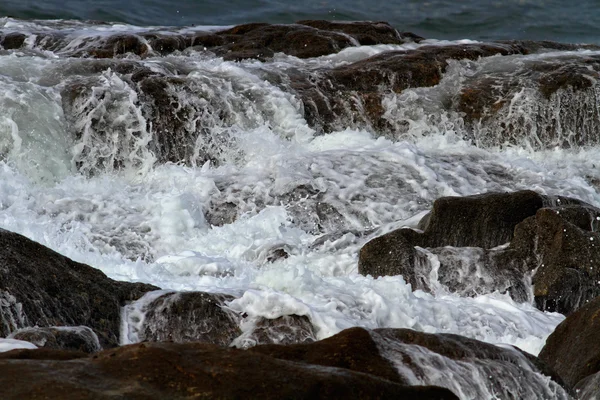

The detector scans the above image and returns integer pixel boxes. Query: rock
[8,326,101,353]
[0,228,158,347]
[0,32,27,49]
[372,328,570,398]
[233,315,316,348]
[456,53,600,148]
[0,338,458,399]
[296,20,415,45]
[574,372,600,400]
[295,42,526,133]
[525,208,600,314]
[539,295,600,388]
[122,291,242,346]
[359,190,547,281]
[359,190,600,311]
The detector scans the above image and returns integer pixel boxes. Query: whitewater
[0,18,598,364]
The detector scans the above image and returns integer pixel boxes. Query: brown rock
[0,338,458,399]
[539,295,600,387]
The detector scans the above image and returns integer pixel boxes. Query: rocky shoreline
[1,19,600,398]
[2,189,599,398]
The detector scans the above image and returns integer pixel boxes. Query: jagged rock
[359,190,548,281]
[456,53,600,148]
[524,208,600,314]
[124,291,241,346]
[233,315,316,348]
[359,190,600,311]
[8,326,101,353]
[296,20,417,45]
[0,229,157,348]
[539,295,600,388]
[0,337,458,400]
[296,42,526,133]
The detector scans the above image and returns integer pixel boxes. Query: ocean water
[1,0,600,43]
[0,3,598,398]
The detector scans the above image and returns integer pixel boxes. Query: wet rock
[215,23,354,60]
[297,20,414,45]
[0,32,27,49]
[456,53,600,148]
[574,372,600,400]
[524,208,600,314]
[359,190,547,282]
[359,190,599,309]
[373,328,570,398]
[0,228,158,347]
[124,291,241,346]
[0,338,457,400]
[250,327,405,384]
[296,42,526,133]
[8,326,101,353]
[233,315,316,348]
[539,295,600,388]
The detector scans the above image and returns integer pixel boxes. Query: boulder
[359,190,548,282]
[0,228,158,347]
[539,295,600,388]
[8,326,101,353]
[122,291,241,346]
[359,190,600,313]
[0,337,457,399]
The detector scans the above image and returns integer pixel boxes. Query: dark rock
[525,208,600,314]
[0,339,458,399]
[539,295,600,388]
[574,371,600,400]
[0,228,158,348]
[359,190,600,311]
[8,326,101,353]
[125,291,241,346]
[0,32,27,49]
[234,315,316,347]
[296,20,410,45]
[359,190,547,282]
[420,190,546,248]
[373,328,571,397]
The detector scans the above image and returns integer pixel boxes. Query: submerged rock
[123,291,241,346]
[0,228,157,348]
[8,326,101,353]
[233,315,316,348]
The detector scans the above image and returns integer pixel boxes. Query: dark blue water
[1,0,600,43]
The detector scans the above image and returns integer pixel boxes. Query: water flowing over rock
[359,190,600,312]
[8,326,101,353]
[0,228,158,347]
[233,315,316,348]
[539,295,600,388]
[122,291,241,346]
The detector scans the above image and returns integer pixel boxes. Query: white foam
[0,338,37,352]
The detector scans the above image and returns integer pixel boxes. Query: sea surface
[1,0,600,43]
[0,2,598,398]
